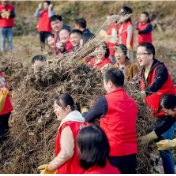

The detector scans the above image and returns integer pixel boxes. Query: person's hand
[126,39,132,50]
[38,3,42,9]
[81,107,88,113]
[139,131,158,145]
[38,164,56,174]
[156,139,176,150]
[140,90,146,99]
[56,42,65,51]
[49,4,53,9]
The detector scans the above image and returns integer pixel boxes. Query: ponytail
[75,101,81,112]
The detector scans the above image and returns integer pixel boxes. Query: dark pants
[39,31,51,50]
[0,112,11,136]
[109,154,137,174]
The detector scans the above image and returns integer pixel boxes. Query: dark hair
[47,33,54,39]
[59,27,71,33]
[114,44,129,60]
[159,94,176,111]
[75,18,87,29]
[121,6,132,22]
[76,125,110,170]
[138,42,155,58]
[54,93,80,112]
[50,15,62,23]
[142,12,150,22]
[104,68,124,88]
[44,1,50,5]
[32,55,46,64]
[97,42,109,58]
[81,33,95,46]
[70,29,83,36]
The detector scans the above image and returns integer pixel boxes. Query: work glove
[139,131,158,145]
[156,139,176,150]
[1,11,10,19]
[140,90,146,99]
[38,164,56,174]
[126,39,132,50]
[81,107,88,114]
[0,88,9,113]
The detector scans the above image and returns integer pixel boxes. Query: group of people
[1,0,176,175]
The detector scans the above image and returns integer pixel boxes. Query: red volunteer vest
[100,89,138,156]
[0,73,13,115]
[89,57,112,71]
[119,21,133,48]
[140,65,176,117]
[0,4,14,28]
[137,21,152,44]
[84,161,121,174]
[107,24,118,56]
[37,10,52,32]
[55,121,89,174]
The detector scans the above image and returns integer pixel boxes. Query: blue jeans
[156,120,176,174]
[0,27,13,52]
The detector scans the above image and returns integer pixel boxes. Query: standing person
[38,93,89,174]
[136,12,152,45]
[70,29,82,51]
[106,14,119,64]
[137,42,176,174]
[0,0,15,53]
[76,126,121,174]
[113,44,138,80]
[0,72,13,137]
[82,68,138,174]
[34,1,55,51]
[49,15,70,56]
[118,6,133,61]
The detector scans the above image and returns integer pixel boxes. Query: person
[113,44,138,80]
[80,32,95,47]
[57,27,72,54]
[0,72,13,137]
[106,14,119,64]
[38,93,89,174]
[32,55,47,73]
[118,6,133,61]
[47,33,54,50]
[137,42,176,174]
[49,15,70,56]
[88,42,112,73]
[34,1,55,51]
[82,68,138,174]
[70,29,82,51]
[76,125,121,174]
[0,0,15,53]
[136,12,152,45]
[75,18,92,35]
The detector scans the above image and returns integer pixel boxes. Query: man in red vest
[137,42,176,174]
[0,0,15,53]
[83,68,138,174]
[136,12,152,45]
[34,1,55,51]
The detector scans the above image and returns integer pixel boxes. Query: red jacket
[37,10,52,32]
[0,72,13,115]
[84,161,121,174]
[140,60,176,117]
[107,24,118,56]
[137,21,152,44]
[101,88,138,156]
[119,21,133,49]
[89,57,112,71]
[0,4,14,28]
[55,121,89,174]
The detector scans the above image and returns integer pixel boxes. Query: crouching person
[38,93,89,174]
[76,125,121,174]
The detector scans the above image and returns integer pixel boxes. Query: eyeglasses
[136,53,151,56]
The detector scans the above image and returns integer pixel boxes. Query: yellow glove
[12,91,16,99]
[0,88,9,113]
[5,11,10,19]
[1,11,6,18]
[139,131,158,145]
[156,139,176,150]
[81,107,88,114]
[126,39,132,50]
[38,164,56,174]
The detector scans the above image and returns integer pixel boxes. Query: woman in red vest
[0,72,13,137]
[34,1,55,51]
[38,93,88,174]
[119,6,134,61]
[88,42,112,73]
[106,14,119,64]
[136,12,152,45]
[76,125,121,174]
